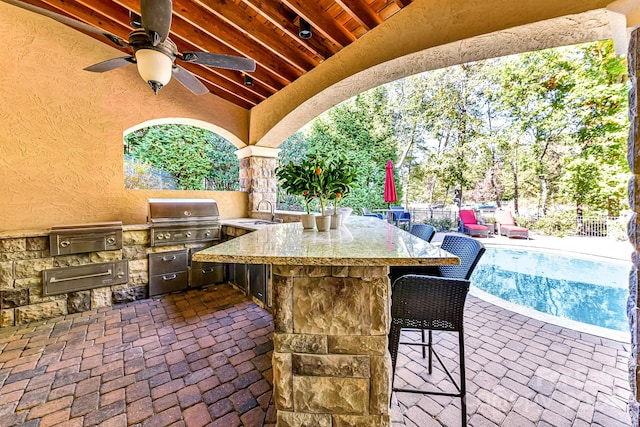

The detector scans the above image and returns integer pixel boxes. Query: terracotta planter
[330,214,343,229]
[315,215,332,232]
[300,213,316,229]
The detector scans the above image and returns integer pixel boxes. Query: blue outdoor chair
[397,211,411,228]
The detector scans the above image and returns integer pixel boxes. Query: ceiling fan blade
[1,0,128,47]
[83,56,135,73]
[180,52,256,72]
[140,0,172,46]
[172,66,208,95]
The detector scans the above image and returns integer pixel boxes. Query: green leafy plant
[275,157,317,214]
[309,153,359,215]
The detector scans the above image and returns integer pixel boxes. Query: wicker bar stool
[409,223,436,242]
[389,235,485,427]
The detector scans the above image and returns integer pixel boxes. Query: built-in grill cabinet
[148,198,221,247]
[43,261,128,296]
[148,249,189,296]
[191,260,225,288]
[49,222,123,256]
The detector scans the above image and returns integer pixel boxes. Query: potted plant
[309,155,332,231]
[326,154,358,228]
[310,153,358,231]
[275,158,317,229]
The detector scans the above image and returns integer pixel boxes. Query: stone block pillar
[236,146,281,213]
[271,264,391,427]
[628,27,640,427]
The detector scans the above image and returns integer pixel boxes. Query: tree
[124,124,239,191]
[558,41,629,216]
[302,87,398,213]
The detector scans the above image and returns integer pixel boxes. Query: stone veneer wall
[239,156,278,213]
[0,229,208,328]
[629,27,640,427]
[271,264,391,427]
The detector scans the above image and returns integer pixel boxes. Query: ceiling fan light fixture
[135,48,173,93]
[298,18,312,39]
[244,75,254,86]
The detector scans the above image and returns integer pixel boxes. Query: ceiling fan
[2,0,256,95]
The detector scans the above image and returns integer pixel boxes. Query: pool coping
[470,240,632,343]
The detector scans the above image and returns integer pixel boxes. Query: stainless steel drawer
[149,250,189,276]
[50,227,123,256]
[149,271,189,296]
[43,260,129,296]
[191,262,224,287]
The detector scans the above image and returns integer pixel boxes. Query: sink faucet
[257,199,275,222]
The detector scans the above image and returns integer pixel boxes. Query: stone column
[271,264,391,427]
[628,27,640,427]
[236,146,281,212]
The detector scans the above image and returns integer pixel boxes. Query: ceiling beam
[241,0,339,60]
[281,0,356,47]
[194,0,319,71]
[335,0,382,30]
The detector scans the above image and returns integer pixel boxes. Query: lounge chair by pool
[495,209,529,239]
[458,209,490,238]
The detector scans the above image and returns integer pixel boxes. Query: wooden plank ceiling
[14,0,412,109]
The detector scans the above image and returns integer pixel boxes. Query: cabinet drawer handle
[162,255,177,262]
[202,268,215,274]
[50,269,112,283]
[162,274,177,281]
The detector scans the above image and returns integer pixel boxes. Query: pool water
[470,247,631,332]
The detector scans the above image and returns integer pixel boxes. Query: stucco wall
[0,3,250,231]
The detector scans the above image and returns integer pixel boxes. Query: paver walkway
[391,295,631,427]
[0,285,276,427]
[0,283,632,426]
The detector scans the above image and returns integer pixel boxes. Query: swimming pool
[470,246,631,335]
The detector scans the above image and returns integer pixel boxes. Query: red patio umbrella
[384,160,397,208]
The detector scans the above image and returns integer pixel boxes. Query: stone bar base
[271,264,391,427]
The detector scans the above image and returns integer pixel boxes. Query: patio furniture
[389,235,485,427]
[409,223,436,243]
[396,211,411,228]
[494,209,529,239]
[388,224,438,283]
[458,209,490,238]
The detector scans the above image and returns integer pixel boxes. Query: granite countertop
[193,216,459,267]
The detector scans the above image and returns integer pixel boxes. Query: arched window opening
[123,123,239,191]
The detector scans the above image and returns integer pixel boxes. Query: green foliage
[530,210,577,237]
[123,156,176,190]
[124,124,238,191]
[420,217,458,232]
[278,88,398,214]
[275,154,318,213]
[381,40,629,217]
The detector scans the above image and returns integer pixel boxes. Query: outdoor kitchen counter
[193,216,458,427]
[194,215,457,266]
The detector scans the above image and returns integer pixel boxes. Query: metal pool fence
[409,207,628,239]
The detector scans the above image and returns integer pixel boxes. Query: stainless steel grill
[147,198,221,247]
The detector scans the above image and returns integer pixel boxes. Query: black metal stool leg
[459,331,467,427]
[428,330,433,374]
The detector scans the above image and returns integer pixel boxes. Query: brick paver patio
[0,283,631,426]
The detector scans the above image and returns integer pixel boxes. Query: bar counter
[192,216,459,427]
